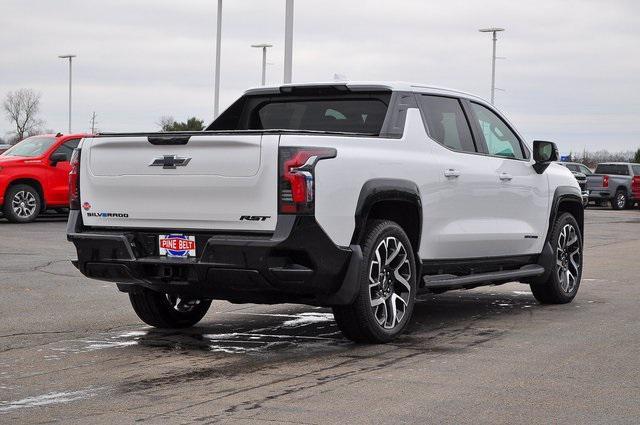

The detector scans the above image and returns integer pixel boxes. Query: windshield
[2,136,57,157]
[578,164,592,175]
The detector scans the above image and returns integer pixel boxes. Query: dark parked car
[558,162,590,206]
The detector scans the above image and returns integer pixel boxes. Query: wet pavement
[1,208,639,423]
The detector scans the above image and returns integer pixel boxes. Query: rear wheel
[611,190,627,210]
[530,213,582,304]
[333,220,416,343]
[2,184,41,223]
[129,289,211,328]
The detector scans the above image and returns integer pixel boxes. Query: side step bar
[422,264,545,290]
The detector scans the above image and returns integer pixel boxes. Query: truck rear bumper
[67,211,361,306]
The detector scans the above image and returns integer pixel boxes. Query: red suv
[0,133,91,222]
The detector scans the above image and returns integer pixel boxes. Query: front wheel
[3,184,42,223]
[333,220,417,343]
[129,289,211,328]
[530,213,582,304]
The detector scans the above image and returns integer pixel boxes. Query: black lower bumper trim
[67,211,361,306]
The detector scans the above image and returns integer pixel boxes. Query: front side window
[51,139,80,162]
[3,136,57,158]
[419,95,476,153]
[470,103,524,159]
[565,164,579,172]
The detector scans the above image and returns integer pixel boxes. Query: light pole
[251,44,273,86]
[283,0,294,83]
[58,54,76,133]
[478,28,505,105]
[214,0,223,117]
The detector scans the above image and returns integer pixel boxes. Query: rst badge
[159,234,196,257]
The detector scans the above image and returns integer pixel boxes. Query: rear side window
[595,164,630,175]
[565,164,579,172]
[470,102,524,159]
[208,91,391,135]
[419,95,476,153]
[632,165,640,175]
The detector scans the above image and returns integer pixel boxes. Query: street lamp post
[251,44,273,86]
[478,28,505,105]
[58,54,76,133]
[283,0,294,83]
[214,0,223,117]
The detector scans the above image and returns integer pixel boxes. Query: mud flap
[525,242,554,286]
[319,245,363,306]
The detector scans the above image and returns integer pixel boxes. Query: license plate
[159,234,196,257]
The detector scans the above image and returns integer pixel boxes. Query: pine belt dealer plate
[159,234,196,257]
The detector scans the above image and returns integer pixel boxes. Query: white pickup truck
[67,82,584,343]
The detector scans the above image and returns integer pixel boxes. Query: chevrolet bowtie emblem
[149,155,192,169]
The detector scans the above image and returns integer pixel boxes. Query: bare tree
[3,89,45,143]
[573,149,636,168]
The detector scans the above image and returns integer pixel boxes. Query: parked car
[67,82,584,343]
[587,162,640,209]
[0,144,12,154]
[557,162,590,206]
[0,133,92,222]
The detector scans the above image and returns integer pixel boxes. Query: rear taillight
[602,175,609,188]
[278,147,336,214]
[69,148,81,210]
[632,176,640,191]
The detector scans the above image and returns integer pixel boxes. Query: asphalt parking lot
[1,208,639,424]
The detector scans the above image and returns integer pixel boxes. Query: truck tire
[332,220,416,343]
[530,212,582,304]
[611,190,627,210]
[129,289,211,328]
[2,184,42,223]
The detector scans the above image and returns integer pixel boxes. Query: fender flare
[4,176,46,206]
[546,185,584,243]
[350,178,422,249]
[530,185,583,286]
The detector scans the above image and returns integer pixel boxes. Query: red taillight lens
[278,147,336,214]
[602,175,609,188]
[69,148,81,210]
[632,176,640,192]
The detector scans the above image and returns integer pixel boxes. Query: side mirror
[532,140,558,174]
[49,152,68,166]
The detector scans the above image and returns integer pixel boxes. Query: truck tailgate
[80,133,279,231]
[586,174,606,191]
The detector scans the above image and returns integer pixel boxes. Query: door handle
[499,172,513,181]
[444,169,460,178]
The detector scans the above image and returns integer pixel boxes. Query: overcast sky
[1,0,638,153]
